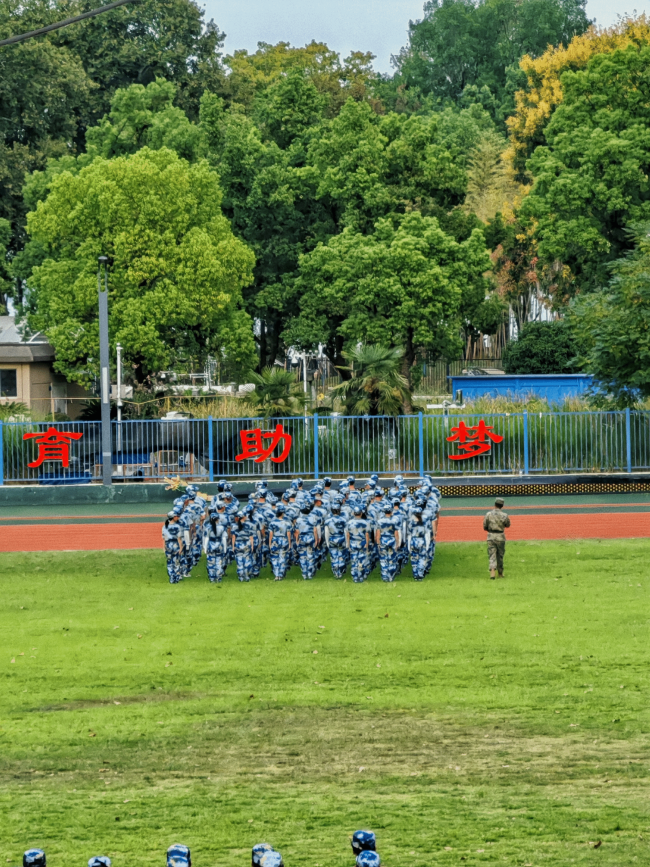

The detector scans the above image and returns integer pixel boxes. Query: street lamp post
[98,257,112,486]
[116,342,123,477]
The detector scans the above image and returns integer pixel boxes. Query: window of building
[0,368,17,397]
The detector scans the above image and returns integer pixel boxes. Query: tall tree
[288,212,490,407]
[23,147,255,386]
[394,0,590,124]
[521,43,650,293]
[506,15,650,179]
[570,224,650,406]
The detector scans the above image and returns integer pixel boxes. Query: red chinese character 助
[23,426,83,468]
[235,424,292,464]
[446,419,503,460]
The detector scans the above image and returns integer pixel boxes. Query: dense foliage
[5,0,650,401]
[570,225,650,405]
[25,148,255,386]
[502,321,579,374]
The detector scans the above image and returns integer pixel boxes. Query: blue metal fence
[1,410,650,484]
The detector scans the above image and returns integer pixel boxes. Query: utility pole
[98,257,112,486]
[116,342,123,477]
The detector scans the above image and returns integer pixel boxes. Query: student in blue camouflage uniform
[252,844,273,867]
[311,489,329,567]
[375,502,401,582]
[256,490,276,567]
[162,512,184,583]
[185,486,206,570]
[285,490,301,566]
[325,500,348,578]
[231,511,255,581]
[351,830,376,858]
[294,505,319,579]
[245,501,264,577]
[268,504,293,580]
[204,503,230,583]
[177,499,194,578]
[408,508,429,580]
[356,853,380,867]
[346,505,371,582]
[322,477,333,505]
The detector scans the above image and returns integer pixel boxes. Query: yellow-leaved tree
[507,15,650,179]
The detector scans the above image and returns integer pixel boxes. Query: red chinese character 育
[446,419,503,460]
[235,424,292,463]
[23,426,83,468]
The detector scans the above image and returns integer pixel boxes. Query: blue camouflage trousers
[350,546,368,583]
[379,545,399,582]
[270,545,291,579]
[191,535,203,568]
[165,542,182,584]
[235,548,254,582]
[410,541,428,579]
[207,551,227,582]
[328,543,348,578]
[297,543,317,579]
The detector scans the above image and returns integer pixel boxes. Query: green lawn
[1,541,649,867]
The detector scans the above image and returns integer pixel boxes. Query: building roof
[0,316,54,363]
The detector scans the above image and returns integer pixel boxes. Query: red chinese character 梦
[446,419,503,460]
[235,424,292,463]
[23,426,83,468]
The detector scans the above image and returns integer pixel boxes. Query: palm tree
[331,345,413,416]
[243,367,307,418]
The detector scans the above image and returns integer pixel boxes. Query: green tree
[289,212,490,409]
[569,224,650,405]
[331,344,412,417]
[243,367,307,418]
[23,147,255,386]
[308,100,491,236]
[48,0,227,123]
[0,14,94,299]
[205,79,335,369]
[502,320,579,374]
[224,40,377,114]
[85,78,207,162]
[522,44,650,294]
[464,131,520,223]
[394,0,590,124]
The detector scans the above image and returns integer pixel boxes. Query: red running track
[1,513,649,551]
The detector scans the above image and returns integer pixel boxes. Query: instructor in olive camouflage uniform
[483,497,510,579]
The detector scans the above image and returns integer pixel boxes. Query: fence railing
[1,409,649,485]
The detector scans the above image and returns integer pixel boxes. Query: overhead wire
[0,0,138,47]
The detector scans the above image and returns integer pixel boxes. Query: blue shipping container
[451,374,594,404]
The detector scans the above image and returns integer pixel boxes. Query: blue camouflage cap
[167,511,178,519]
[356,853,380,867]
[172,504,183,515]
[351,830,376,855]
[275,504,286,514]
[323,476,332,484]
[167,844,190,867]
[217,479,227,491]
[260,851,283,867]
[353,505,363,516]
[383,503,393,512]
[347,475,355,483]
[252,843,273,867]
[88,858,111,867]
[370,473,379,481]
[23,851,45,867]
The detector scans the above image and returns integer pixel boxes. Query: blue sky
[204,0,649,74]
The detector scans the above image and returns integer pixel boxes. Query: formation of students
[162,475,440,584]
[21,829,381,867]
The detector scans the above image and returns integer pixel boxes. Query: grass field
[1,541,649,867]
